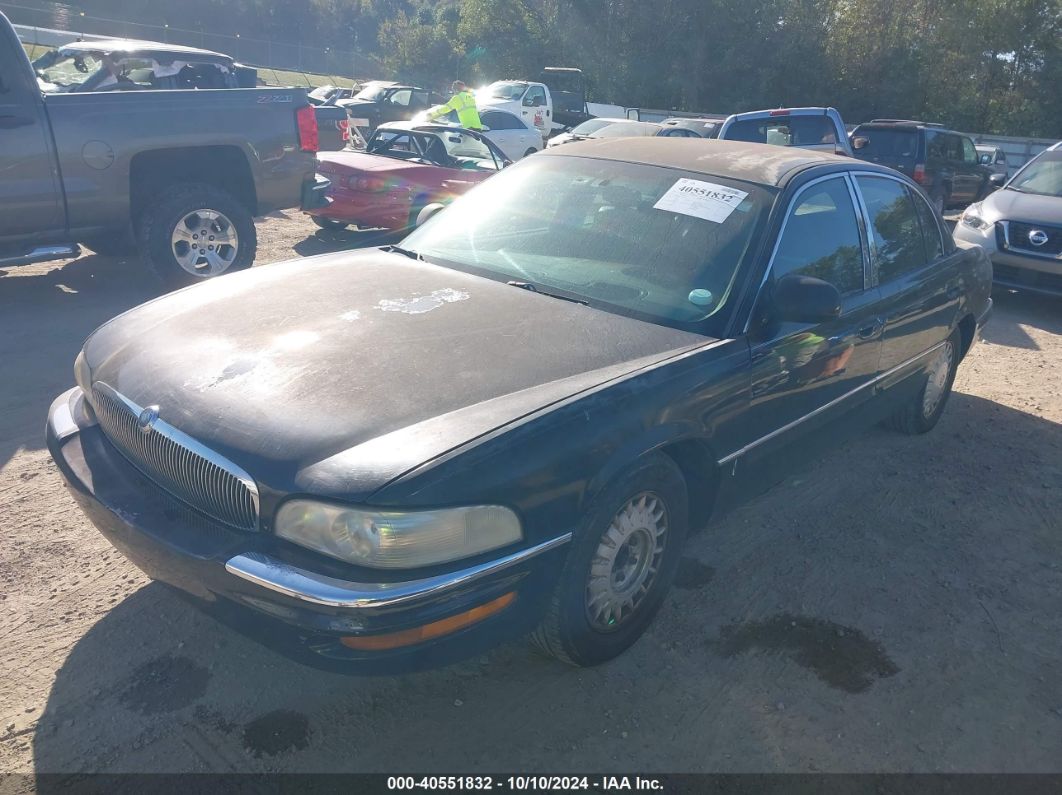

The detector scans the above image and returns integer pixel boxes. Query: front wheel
[137,183,256,289]
[884,330,959,435]
[532,453,689,666]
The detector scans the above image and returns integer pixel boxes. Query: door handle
[0,114,34,129]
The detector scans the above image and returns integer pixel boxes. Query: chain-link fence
[2,0,384,81]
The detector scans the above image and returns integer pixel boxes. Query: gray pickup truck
[1,11,327,286]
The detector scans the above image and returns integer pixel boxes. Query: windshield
[486,81,528,100]
[354,84,388,102]
[309,85,336,101]
[593,122,662,138]
[1009,151,1062,197]
[402,155,770,331]
[570,119,617,136]
[35,53,103,91]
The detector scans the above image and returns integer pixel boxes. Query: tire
[312,216,349,231]
[137,183,256,289]
[523,147,538,158]
[884,330,960,435]
[407,195,430,230]
[82,232,138,258]
[531,452,689,667]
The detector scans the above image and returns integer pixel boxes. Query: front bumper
[46,387,569,671]
[955,220,1062,296]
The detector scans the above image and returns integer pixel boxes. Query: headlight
[961,204,991,232]
[274,500,523,569]
[74,350,92,392]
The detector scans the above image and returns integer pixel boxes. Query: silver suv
[954,142,1062,296]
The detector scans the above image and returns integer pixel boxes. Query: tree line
[76,0,1062,137]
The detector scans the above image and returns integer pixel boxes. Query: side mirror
[851,136,869,151]
[988,173,1006,191]
[416,202,446,227]
[773,274,842,324]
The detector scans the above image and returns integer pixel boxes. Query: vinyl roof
[538,138,858,187]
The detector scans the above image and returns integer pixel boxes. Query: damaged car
[48,139,991,670]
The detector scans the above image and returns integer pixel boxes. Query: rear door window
[773,177,865,294]
[856,176,927,282]
[858,129,919,159]
[911,190,945,261]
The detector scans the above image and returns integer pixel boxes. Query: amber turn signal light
[340,592,516,651]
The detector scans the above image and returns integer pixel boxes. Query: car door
[857,174,962,373]
[522,85,548,138]
[736,173,883,473]
[0,55,63,241]
[380,88,412,123]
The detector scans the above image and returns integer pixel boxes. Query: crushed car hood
[82,251,710,499]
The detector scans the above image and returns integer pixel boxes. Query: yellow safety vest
[436,90,482,130]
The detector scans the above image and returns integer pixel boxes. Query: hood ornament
[137,405,160,433]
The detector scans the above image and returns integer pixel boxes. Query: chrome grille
[90,383,259,531]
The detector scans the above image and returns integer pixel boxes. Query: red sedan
[308,122,511,232]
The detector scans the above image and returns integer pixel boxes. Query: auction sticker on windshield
[653,178,749,223]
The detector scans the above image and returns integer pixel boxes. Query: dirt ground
[1,209,1060,778]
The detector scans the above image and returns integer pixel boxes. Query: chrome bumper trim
[224,532,573,610]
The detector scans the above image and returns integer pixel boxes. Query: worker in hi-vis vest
[427,80,483,130]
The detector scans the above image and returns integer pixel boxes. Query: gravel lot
[1,209,1060,777]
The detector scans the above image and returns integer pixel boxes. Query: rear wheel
[138,183,256,289]
[532,453,688,666]
[523,147,538,158]
[884,330,959,435]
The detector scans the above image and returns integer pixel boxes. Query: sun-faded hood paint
[81,251,710,500]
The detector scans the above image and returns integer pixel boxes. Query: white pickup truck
[476,68,599,141]
[476,80,554,142]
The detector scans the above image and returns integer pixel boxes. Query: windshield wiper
[507,280,588,305]
[386,245,422,261]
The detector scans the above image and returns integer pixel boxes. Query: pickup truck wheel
[884,330,959,435]
[312,216,348,231]
[138,184,256,288]
[531,453,688,667]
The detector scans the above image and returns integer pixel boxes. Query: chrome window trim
[741,171,870,335]
[91,381,261,520]
[717,340,946,465]
[225,532,573,610]
[999,220,1062,261]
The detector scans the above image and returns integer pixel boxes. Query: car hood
[317,151,431,174]
[82,252,709,500]
[981,187,1062,224]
